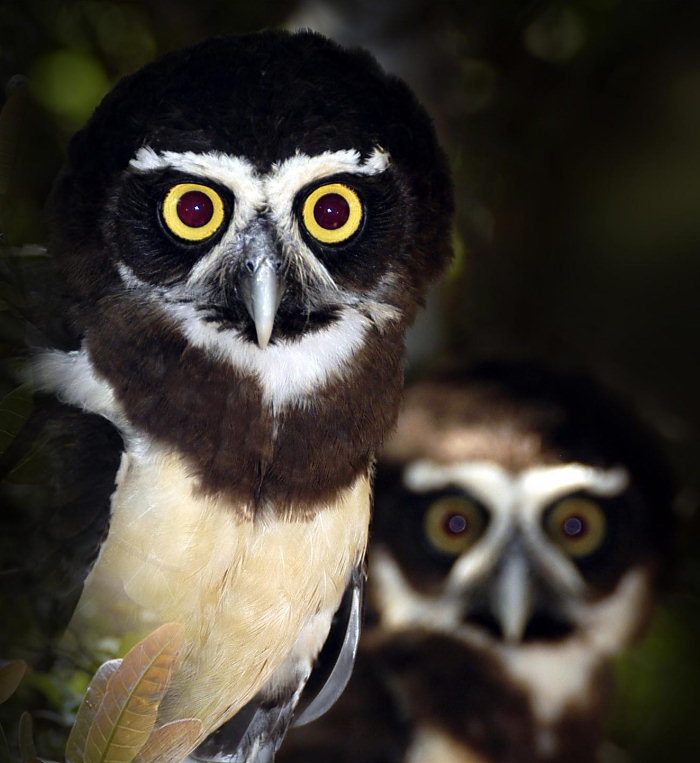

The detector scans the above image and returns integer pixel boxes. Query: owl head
[49,30,452,351]
[39,30,454,510]
[365,360,674,759]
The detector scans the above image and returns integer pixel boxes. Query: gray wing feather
[190,565,364,762]
[292,565,363,727]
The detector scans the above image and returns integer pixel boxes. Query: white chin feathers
[163,300,371,407]
[28,297,373,418]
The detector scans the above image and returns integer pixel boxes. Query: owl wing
[0,393,123,659]
[190,565,364,762]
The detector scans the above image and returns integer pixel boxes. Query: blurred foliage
[1,0,700,760]
[0,624,202,763]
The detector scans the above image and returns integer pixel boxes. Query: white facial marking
[129,148,265,221]
[373,547,654,729]
[163,300,370,407]
[519,462,630,508]
[264,148,390,290]
[123,146,395,404]
[518,463,629,595]
[404,460,629,595]
[129,146,390,290]
[117,261,150,290]
[499,566,652,730]
[265,147,389,204]
[370,546,474,636]
[129,146,389,267]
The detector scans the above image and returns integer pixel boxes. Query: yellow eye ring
[546,497,607,558]
[301,183,363,244]
[424,496,485,556]
[162,183,226,241]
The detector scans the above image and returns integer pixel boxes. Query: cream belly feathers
[63,444,370,738]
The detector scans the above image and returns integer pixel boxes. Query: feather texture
[63,447,371,743]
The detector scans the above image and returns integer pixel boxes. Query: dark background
[1,0,699,759]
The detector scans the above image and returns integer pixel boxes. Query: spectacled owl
[279,361,673,763]
[9,29,453,762]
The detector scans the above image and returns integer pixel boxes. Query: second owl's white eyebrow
[403,460,630,517]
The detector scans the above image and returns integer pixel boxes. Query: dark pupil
[177,191,214,228]
[314,193,350,230]
[562,515,586,538]
[443,513,468,537]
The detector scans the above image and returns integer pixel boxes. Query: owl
[279,361,673,762]
[6,30,452,762]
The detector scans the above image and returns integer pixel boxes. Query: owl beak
[491,551,534,644]
[485,541,574,644]
[238,227,285,349]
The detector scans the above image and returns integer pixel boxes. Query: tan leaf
[0,659,27,704]
[83,623,185,763]
[66,659,122,763]
[19,712,37,762]
[132,718,203,763]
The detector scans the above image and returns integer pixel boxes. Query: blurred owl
[279,360,673,762]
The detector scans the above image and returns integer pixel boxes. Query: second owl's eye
[302,183,363,244]
[162,183,226,241]
[424,496,486,556]
[546,497,607,558]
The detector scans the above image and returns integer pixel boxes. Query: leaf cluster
[1,624,203,763]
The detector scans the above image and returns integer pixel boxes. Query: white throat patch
[163,299,371,407]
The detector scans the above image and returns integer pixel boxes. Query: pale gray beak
[238,226,285,349]
[491,550,534,644]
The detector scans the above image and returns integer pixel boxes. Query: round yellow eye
[546,497,606,558]
[424,496,485,556]
[301,183,363,244]
[162,183,226,241]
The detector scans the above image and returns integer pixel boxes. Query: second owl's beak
[491,551,534,644]
[484,538,574,644]
[238,226,285,349]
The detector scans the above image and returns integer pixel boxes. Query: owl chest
[66,446,371,731]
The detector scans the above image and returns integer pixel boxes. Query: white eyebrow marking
[403,460,630,595]
[127,145,392,292]
[266,147,390,198]
[264,147,391,291]
[129,147,264,207]
[128,146,389,198]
